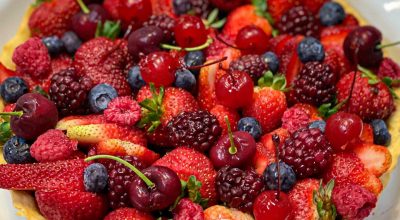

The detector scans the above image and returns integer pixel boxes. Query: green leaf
[358,65,380,85]
[187,176,209,209]
[32,86,49,99]
[252,0,274,25]
[210,18,226,29]
[0,122,12,144]
[207,8,219,25]
[313,179,337,220]
[32,0,50,7]
[95,20,121,40]
[137,84,164,132]
[258,71,274,87]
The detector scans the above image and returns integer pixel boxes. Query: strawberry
[36,190,108,220]
[96,139,160,165]
[173,198,204,220]
[0,62,16,83]
[301,0,327,14]
[153,147,218,204]
[342,13,360,26]
[288,178,319,220]
[204,205,253,220]
[336,71,395,121]
[104,208,154,220]
[74,38,133,96]
[205,32,242,68]
[150,0,175,17]
[0,159,86,191]
[275,35,304,85]
[67,123,147,147]
[103,0,152,29]
[267,0,297,22]
[360,123,374,144]
[197,64,227,111]
[352,143,392,177]
[29,0,80,37]
[378,58,400,86]
[56,114,106,130]
[210,104,240,135]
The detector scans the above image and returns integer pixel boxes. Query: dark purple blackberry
[280,127,333,179]
[216,166,264,212]
[191,0,211,18]
[229,55,267,81]
[167,110,222,152]
[103,156,147,210]
[49,68,92,116]
[277,6,321,38]
[291,62,336,106]
[143,14,176,42]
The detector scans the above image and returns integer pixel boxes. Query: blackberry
[191,0,211,18]
[216,166,264,212]
[143,14,176,42]
[291,62,336,106]
[167,110,222,152]
[229,55,267,81]
[280,127,333,178]
[49,68,92,116]
[277,6,320,38]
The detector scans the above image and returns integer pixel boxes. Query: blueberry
[297,37,325,63]
[0,77,28,103]
[174,69,196,92]
[319,2,346,26]
[42,36,64,56]
[261,51,280,73]
[173,0,192,15]
[370,119,391,146]
[309,120,326,133]
[3,136,34,164]
[61,31,82,55]
[127,66,146,91]
[88,84,118,113]
[263,161,296,192]
[184,51,205,75]
[83,163,108,193]
[237,117,262,140]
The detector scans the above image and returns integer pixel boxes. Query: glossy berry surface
[42,36,64,56]
[88,83,118,113]
[319,2,346,26]
[325,112,363,151]
[229,54,267,81]
[253,191,292,220]
[235,25,269,55]
[0,77,28,103]
[139,52,177,87]
[104,96,141,127]
[174,15,208,48]
[143,14,176,43]
[215,71,254,109]
[184,51,205,75]
[308,120,326,133]
[297,37,325,63]
[237,117,262,140]
[128,26,164,60]
[115,0,152,28]
[72,4,110,41]
[84,163,109,193]
[261,51,279,73]
[3,136,34,164]
[263,161,296,192]
[370,119,391,146]
[127,66,146,92]
[61,31,82,55]
[174,69,197,93]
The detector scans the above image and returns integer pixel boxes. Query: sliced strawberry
[276,35,304,85]
[56,115,106,130]
[0,159,86,191]
[352,143,392,177]
[320,26,356,49]
[360,123,374,144]
[210,104,240,135]
[288,178,319,220]
[197,65,227,111]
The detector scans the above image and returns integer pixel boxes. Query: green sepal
[32,0,50,7]
[170,180,188,211]
[32,86,50,99]
[318,97,347,118]
[170,175,209,211]
[0,122,12,144]
[95,20,121,40]
[252,0,274,25]
[137,83,164,132]
[382,77,400,99]
[358,65,380,85]
[258,71,288,91]
[313,179,337,220]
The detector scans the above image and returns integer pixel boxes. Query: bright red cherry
[325,111,363,151]
[174,15,208,48]
[72,3,110,41]
[235,25,270,55]
[104,0,152,29]
[139,52,178,87]
[215,71,254,109]
[253,191,292,220]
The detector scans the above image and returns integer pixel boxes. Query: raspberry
[332,183,377,220]
[49,68,93,117]
[277,6,320,38]
[104,96,141,126]
[30,129,78,162]
[280,127,333,178]
[167,110,222,152]
[291,62,336,106]
[143,14,176,42]
[173,198,204,220]
[378,58,400,87]
[12,37,51,78]
[229,55,267,81]
[216,166,264,212]
[281,106,311,134]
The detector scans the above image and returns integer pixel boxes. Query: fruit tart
[0,0,399,219]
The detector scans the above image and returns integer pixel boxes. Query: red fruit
[28,0,80,37]
[253,191,292,220]
[352,143,392,177]
[235,25,270,55]
[288,179,319,220]
[210,0,247,11]
[204,205,252,220]
[104,96,141,126]
[103,0,152,28]
[3,103,16,112]
[342,14,359,26]
[153,147,218,204]
[267,0,297,21]
[173,198,204,220]
[323,47,351,78]
[301,0,327,14]
[36,190,108,220]
[291,103,321,121]
[72,4,111,41]
[0,63,17,83]
[281,106,311,134]
[276,6,320,38]
[228,54,268,81]
[138,52,177,87]
[42,54,74,92]
[56,114,106,130]
[204,33,241,67]
[197,65,227,110]
[30,129,78,162]
[104,208,154,220]
[12,37,51,78]
[378,57,400,86]
[360,123,374,144]
[145,125,171,147]
[0,159,86,191]
[275,35,304,85]
[174,15,208,48]
[210,104,240,135]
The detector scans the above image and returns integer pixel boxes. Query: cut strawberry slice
[56,115,106,130]
[353,143,392,177]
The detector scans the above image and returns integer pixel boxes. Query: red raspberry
[378,58,400,87]
[30,129,78,162]
[281,106,311,134]
[12,37,51,78]
[104,96,141,126]
[332,183,377,220]
[173,198,204,220]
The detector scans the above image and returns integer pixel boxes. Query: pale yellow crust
[0,1,399,219]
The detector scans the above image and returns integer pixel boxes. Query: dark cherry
[129,166,181,212]
[215,70,254,109]
[72,3,110,41]
[253,191,292,220]
[139,52,178,87]
[10,93,58,140]
[118,0,152,29]
[235,25,269,55]
[174,15,208,48]
[128,26,164,60]
[343,26,383,68]
[210,0,247,11]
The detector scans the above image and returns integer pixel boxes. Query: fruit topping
[83,163,109,193]
[61,31,82,55]
[2,136,34,164]
[261,51,280,73]
[237,117,263,140]
[127,66,146,92]
[370,119,391,146]
[173,198,204,220]
[253,191,292,220]
[127,26,164,60]
[143,14,176,43]
[139,52,178,87]
[0,77,28,103]
[277,6,320,37]
[104,96,141,126]
[174,69,197,93]
[297,37,325,63]
[263,161,296,192]
[318,2,346,26]
[235,25,270,55]
[174,15,208,48]
[88,84,118,113]
[229,54,268,81]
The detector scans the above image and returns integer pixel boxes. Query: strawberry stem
[0,111,23,117]
[76,0,90,14]
[160,37,213,52]
[225,116,237,155]
[272,134,281,200]
[85,155,155,188]
[376,41,400,49]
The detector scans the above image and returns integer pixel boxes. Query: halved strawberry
[197,65,227,111]
[288,178,320,220]
[352,143,392,177]
[210,104,240,135]
[56,115,106,130]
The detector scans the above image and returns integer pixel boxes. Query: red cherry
[325,111,363,151]
[117,0,152,28]
[235,25,270,55]
[174,15,208,48]
[72,4,110,41]
[139,52,178,87]
[215,71,254,109]
[253,191,292,220]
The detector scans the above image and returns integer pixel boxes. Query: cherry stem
[224,116,237,155]
[160,37,213,52]
[0,111,23,117]
[215,35,241,50]
[272,134,281,200]
[85,155,155,188]
[76,0,90,14]
[186,56,227,70]
[376,41,400,49]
